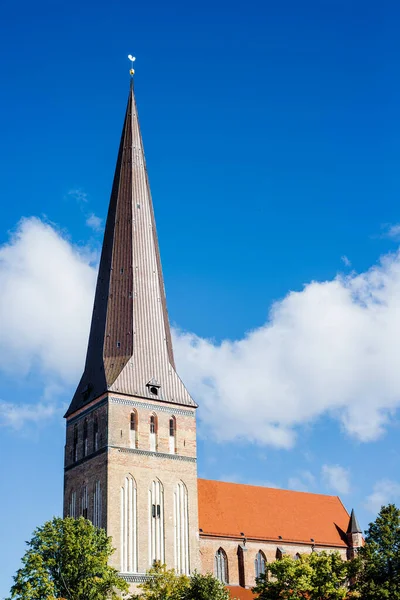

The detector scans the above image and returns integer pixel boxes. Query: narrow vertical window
[255,550,266,579]
[73,424,78,462]
[149,479,164,565]
[83,418,88,457]
[120,475,137,573]
[93,481,102,528]
[169,416,176,454]
[69,491,76,518]
[174,481,190,574]
[93,415,99,452]
[130,411,138,448]
[149,414,157,452]
[215,548,228,584]
[81,485,88,519]
[238,545,245,587]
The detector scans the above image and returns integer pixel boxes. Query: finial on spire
[128,54,136,76]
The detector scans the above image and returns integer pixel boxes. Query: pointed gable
[66,83,196,417]
[198,479,350,547]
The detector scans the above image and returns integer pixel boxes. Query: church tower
[63,80,200,585]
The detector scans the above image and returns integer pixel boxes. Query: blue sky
[2,0,400,596]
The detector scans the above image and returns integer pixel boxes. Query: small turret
[347,509,363,558]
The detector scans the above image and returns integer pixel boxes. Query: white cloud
[321,464,350,495]
[0,218,96,383]
[365,480,400,513]
[67,188,88,206]
[288,470,316,492]
[3,217,400,447]
[386,224,400,241]
[0,401,56,429]
[86,213,103,232]
[341,255,351,267]
[173,248,400,448]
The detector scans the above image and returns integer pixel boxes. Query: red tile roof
[227,586,255,599]
[198,479,349,547]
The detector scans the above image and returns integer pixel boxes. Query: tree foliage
[131,563,232,600]
[253,551,355,600]
[354,503,400,599]
[7,517,128,600]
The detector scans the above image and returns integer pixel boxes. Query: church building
[63,79,362,598]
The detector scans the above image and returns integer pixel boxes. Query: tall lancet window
[93,481,102,528]
[68,491,77,518]
[149,479,164,565]
[130,411,138,448]
[169,417,176,454]
[81,485,88,519]
[174,481,189,574]
[93,415,99,451]
[73,424,78,462]
[149,414,157,452]
[83,418,88,457]
[215,548,228,584]
[255,550,266,579]
[120,475,138,573]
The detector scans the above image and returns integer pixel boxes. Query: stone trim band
[110,396,195,417]
[113,446,197,463]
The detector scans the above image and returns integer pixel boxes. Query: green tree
[253,552,354,600]
[354,503,400,599]
[7,516,128,600]
[131,564,233,600]
[183,571,231,600]
[131,562,189,600]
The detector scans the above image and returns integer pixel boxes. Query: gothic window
[276,547,286,560]
[83,418,88,457]
[69,491,77,518]
[255,550,266,579]
[174,481,189,574]
[120,475,137,573]
[294,552,301,560]
[81,485,88,519]
[93,415,99,452]
[238,545,245,587]
[149,479,164,565]
[130,411,138,448]
[93,481,102,528]
[215,548,228,584]
[149,414,157,452]
[73,424,78,462]
[169,416,176,454]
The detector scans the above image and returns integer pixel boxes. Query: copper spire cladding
[66,83,196,417]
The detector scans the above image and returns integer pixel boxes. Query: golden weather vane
[128,54,136,76]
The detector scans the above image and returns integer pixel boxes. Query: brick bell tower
[63,77,200,586]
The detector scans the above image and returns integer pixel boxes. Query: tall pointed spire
[66,83,195,416]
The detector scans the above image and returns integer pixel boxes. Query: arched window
[149,414,157,452]
[169,416,176,454]
[294,552,301,560]
[215,548,228,584]
[237,545,245,587]
[130,411,138,448]
[255,550,266,579]
[83,418,88,457]
[73,424,78,462]
[149,479,164,565]
[120,475,138,573]
[174,481,189,574]
[93,415,99,451]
